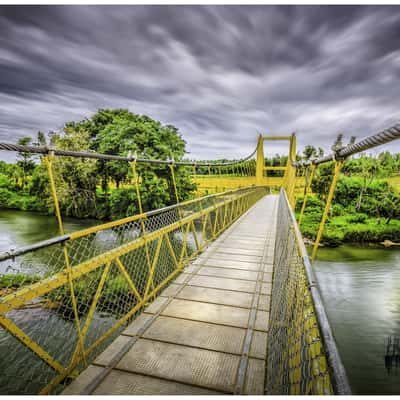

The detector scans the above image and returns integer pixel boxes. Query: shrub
[347,213,368,224]
[332,204,345,217]
[322,229,344,247]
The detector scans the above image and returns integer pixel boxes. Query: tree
[377,190,400,224]
[36,131,47,146]
[50,109,196,219]
[49,126,98,218]
[16,137,35,190]
[355,157,380,211]
[303,145,317,160]
[332,133,343,152]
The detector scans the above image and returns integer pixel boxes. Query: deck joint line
[233,215,273,395]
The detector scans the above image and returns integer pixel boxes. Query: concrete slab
[143,316,246,355]
[199,258,261,271]
[261,282,272,295]
[213,247,264,256]
[94,335,131,366]
[197,266,259,281]
[202,252,262,264]
[249,331,268,359]
[161,298,251,328]
[258,294,271,311]
[62,365,104,394]
[122,313,153,336]
[243,358,265,395]
[175,285,253,308]
[62,194,279,395]
[255,310,269,332]
[93,370,221,395]
[116,338,241,392]
[188,275,257,293]
[144,296,168,314]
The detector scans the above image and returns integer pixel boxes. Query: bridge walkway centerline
[63,194,278,395]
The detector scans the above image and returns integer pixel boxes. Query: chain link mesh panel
[0,187,266,394]
[266,189,335,395]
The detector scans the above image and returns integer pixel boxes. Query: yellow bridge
[1,125,399,395]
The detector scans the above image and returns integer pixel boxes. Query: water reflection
[0,209,98,251]
[314,245,400,394]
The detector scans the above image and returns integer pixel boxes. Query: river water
[1,210,400,394]
[0,209,98,253]
[314,245,400,394]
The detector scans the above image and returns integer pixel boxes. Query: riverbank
[297,209,400,247]
[0,188,47,213]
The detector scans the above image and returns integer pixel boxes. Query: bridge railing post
[311,159,343,263]
[43,152,87,367]
[256,134,264,186]
[298,164,316,226]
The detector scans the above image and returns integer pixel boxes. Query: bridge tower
[255,133,297,207]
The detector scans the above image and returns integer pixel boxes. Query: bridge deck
[63,194,278,395]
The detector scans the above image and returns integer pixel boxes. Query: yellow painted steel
[0,186,265,394]
[284,134,297,208]
[263,135,292,141]
[69,212,147,240]
[264,166,286,171]
[268,188,335,395]
[130,160,154,293]
[43,155,64,236]
[1,132,352,395]
[256,134,265,186]
[254,133,297,201]
[115,258,143,302]
[0,316,66,374]
[311,160,343,263]
[130,160,144,214]
[298,164,316,226]
[169,163,180,204]
[43,154,87,367]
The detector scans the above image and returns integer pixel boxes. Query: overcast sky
[0,5,399,160]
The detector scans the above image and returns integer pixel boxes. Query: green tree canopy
[48,109,195,219]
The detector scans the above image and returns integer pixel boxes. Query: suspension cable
[295,123,400,167]
[0,142,257,167]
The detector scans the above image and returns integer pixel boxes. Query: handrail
[296,122,400,166]
[0,142,257,167]
[0,185,266,395]
[281,187,351,394]
[0,186,254,263]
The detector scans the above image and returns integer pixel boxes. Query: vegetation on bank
[0,109,196,220]
[296,157,400,246]
[1,111,400,247]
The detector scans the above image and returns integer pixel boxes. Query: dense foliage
[0,109,196,220]
[296,152,400,246]
[1,120,400,246]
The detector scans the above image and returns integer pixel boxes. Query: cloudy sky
[0,5,399,160]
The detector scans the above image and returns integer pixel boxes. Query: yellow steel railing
[267,188,350,394]
[0,186,266,394]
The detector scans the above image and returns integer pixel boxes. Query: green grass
[0,274,41,289]
[298,211,400,247]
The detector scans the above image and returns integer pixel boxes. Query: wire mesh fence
[266,188,350,395]
[0,186,266,394]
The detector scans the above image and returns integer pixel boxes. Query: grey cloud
[0,5,399,161]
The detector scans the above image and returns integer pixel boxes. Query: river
[314,245,400,395]
[0,209,98,253]
[1,210,400,394]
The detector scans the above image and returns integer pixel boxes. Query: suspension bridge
[0,124,399,395]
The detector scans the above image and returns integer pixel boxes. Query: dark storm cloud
[0,5,399,160]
